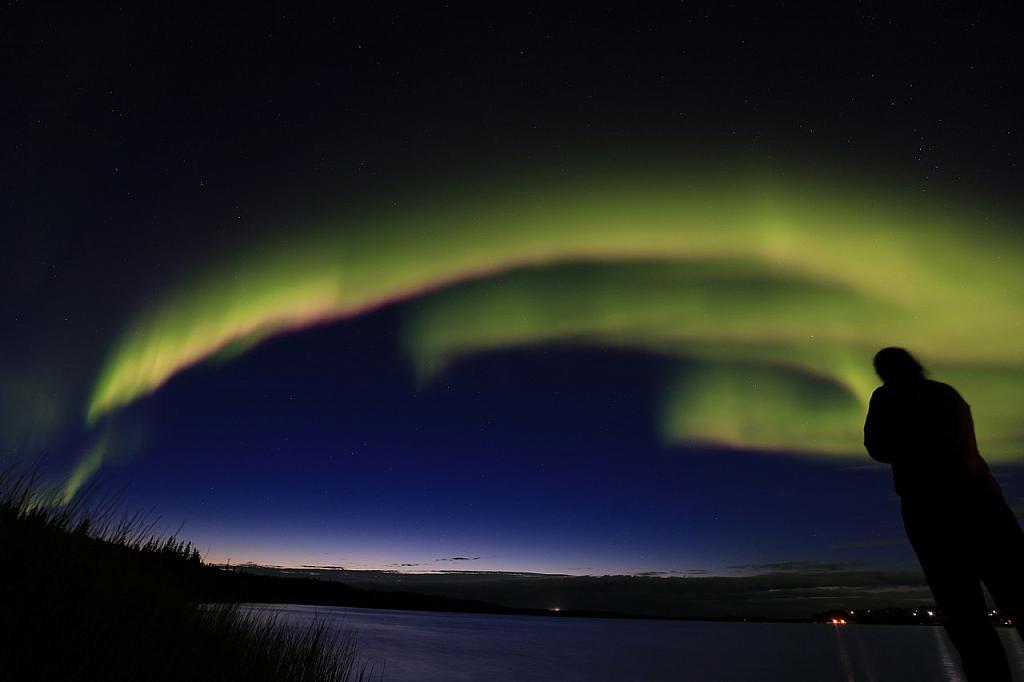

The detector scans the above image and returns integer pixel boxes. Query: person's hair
[873,347,926,383]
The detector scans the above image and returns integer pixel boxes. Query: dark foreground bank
[0,469,379,682]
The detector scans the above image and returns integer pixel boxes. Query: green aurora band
[402,260,1024,458]
[85,171,1024,471]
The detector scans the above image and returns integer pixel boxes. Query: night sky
[5,4,1024,577]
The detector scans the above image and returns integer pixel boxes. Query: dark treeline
[814,606,1015,627]
[209,567,569,616]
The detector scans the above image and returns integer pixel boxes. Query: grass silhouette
[0,464,376,682]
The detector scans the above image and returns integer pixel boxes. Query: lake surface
[242,604,1024,681]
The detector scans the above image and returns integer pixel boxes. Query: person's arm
[864,389,898,463]
[951,390,1003,495]
[952,393,978,460]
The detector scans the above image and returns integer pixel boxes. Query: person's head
[873,347,926,384]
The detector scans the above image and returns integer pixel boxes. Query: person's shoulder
[924,379,966,403]
[868,384,891,406]
[924,379,956,393]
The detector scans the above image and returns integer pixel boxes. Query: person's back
[864,377,1000,499]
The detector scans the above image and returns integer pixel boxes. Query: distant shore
[218,563,1016,626]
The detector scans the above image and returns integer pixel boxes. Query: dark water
[242,604,1024,681]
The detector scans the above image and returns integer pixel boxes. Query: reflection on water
[242,604,1024,682]
[1007,629,1024,664]
[832,622,858,682]
[932,626,966,682]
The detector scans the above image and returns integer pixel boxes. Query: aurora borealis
[6,3,1024,577]
[88,174,1024,465]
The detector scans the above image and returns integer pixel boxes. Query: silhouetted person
[865,347,1024,681]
